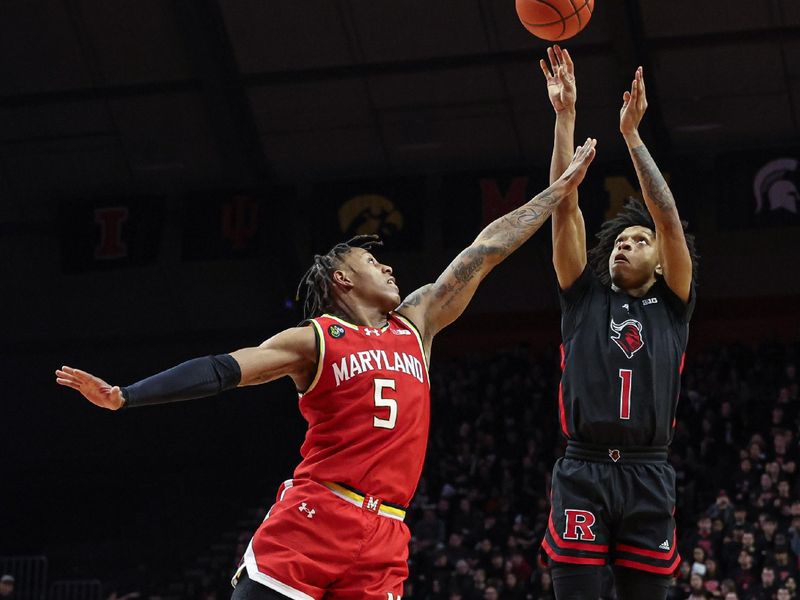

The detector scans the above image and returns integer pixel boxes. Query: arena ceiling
[0,0,798,196]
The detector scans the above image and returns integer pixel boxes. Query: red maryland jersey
[293,312,430,507]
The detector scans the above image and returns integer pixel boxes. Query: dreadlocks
[587,197,699,286]
[296,234,384,320]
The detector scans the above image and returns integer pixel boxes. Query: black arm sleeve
[121,354,242,409]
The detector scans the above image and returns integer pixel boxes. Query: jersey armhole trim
[298,320,325,398]
[393,311,430,378]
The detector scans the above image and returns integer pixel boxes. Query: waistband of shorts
[565,440,668,464]
[321,481,407,521]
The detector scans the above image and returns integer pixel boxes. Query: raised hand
[559,137,597,190]
[540,45,576,114]
[55,366,125,410]
[620,66,648,137]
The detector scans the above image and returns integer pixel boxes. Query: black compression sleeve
[121,354,241,409]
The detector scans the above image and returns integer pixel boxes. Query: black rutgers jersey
[558,266,696,447]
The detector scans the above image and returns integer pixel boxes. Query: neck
[330,299,388,328]
[612,277,657,298]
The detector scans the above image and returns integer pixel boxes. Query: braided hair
[296,234,384,320]
[587,197,699,286]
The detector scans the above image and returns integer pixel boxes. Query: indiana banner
[716,150,800,229]
[59,196,165,273]
[311,179,425,252]
[182,191,285,260]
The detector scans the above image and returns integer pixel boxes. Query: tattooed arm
[397,138,597,354]
[620,67,692,302]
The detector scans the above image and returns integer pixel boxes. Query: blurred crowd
[399,342,799,600]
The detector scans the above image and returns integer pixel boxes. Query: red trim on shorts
[558,345,570,438]
[548,511,609,553]
[678,352,686,374]
[616,530,676,561]
[542,539,606,566]
[613,554,681,575]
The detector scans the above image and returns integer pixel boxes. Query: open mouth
[613,254,629,264]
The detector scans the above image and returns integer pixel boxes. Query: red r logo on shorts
[563,509,596,541]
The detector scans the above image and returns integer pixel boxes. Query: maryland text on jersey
[332,350,425,386]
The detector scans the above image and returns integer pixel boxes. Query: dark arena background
[2,1,799,599]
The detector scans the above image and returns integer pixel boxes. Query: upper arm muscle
[232,326,317,389]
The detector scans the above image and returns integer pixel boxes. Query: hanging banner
[59,196,165,273]
[311,179,425,252]
[717,150,800,229]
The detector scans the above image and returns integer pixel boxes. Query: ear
[332,269,353,290]
[655,263,663,276]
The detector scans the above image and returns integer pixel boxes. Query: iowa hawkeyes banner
[59,196,165,273]
[311,179,425,252]
[716,149,800,229]
[182,190,291,260]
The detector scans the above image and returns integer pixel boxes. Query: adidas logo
[659,540,671,551]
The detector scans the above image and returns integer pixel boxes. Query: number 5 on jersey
[373,378,398,429]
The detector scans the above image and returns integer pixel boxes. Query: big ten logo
[479,177,529,226]
[338,194,404,239]
[222,195,259,250]
[603,173,671,220]
[94,206,129,260]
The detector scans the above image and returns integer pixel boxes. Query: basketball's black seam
[520,0,592,35]
[531,0,566,39]
[568,0,582,29]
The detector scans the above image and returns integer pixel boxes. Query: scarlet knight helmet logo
[610,318,644,359]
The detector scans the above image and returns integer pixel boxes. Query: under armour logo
[298,502,316,519]
[622,303,629,312]
[364,328,380,336]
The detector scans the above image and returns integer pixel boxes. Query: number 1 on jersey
[618,369,632,420]
[373,378,398,430]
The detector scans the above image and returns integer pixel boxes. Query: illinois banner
[311,179,425,252]
[59,196,165,273]
[716,150,800,230]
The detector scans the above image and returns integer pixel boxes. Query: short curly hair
[587,197,699,286]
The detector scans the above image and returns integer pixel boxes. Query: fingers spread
[540,59,552,79]
[562,48,574,68]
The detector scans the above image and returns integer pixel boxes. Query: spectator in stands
[733,551,757,595]
[749,566,779,600]
[0,575,14,599]
[688,573,708,599]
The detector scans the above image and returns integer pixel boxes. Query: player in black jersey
[539,46,699,599]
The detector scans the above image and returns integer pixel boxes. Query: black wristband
[121,354,241,409]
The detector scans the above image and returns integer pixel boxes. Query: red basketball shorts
[235,478,410,599]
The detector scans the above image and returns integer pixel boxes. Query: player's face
[343,248,401,310]
[608,226,660,290]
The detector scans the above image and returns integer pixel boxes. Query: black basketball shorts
[540,445,681,576]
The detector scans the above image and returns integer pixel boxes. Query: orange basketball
[515,0,594,41]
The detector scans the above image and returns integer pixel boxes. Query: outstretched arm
[397,138,597,350]
[55,326,317,410]
[620,67,692,302]
[541,45,586,289]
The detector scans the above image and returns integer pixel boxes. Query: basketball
[516,0,594,41]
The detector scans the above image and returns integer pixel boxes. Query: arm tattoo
[631,145,675,212]
[432,190,564,309]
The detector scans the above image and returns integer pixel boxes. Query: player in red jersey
[55,137,596,600]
